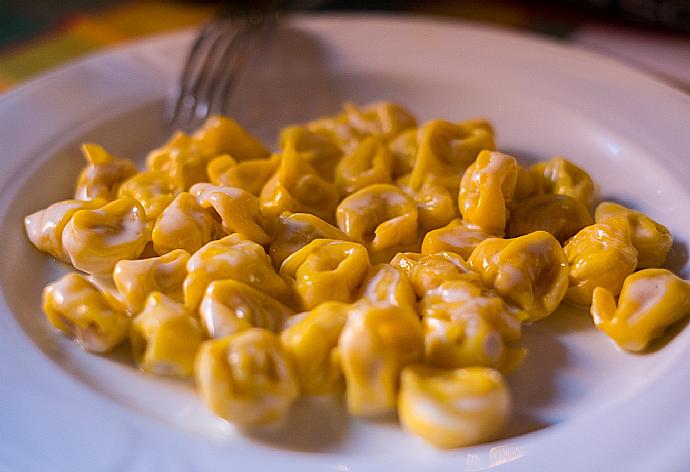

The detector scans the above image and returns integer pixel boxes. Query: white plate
[1,14,689,472]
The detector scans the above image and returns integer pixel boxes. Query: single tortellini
[190,183,269,246]
[42,273,130,353]
[530,157,596,209]
[25,198,108,262]
[280,301,350,395]
[62,198,150,274]
[279,126,342,181]
[184,233,289,310]
[591,269,690,351]
[75,144,137,201]
[199,279,293,339]
[280,239,370,310]
[398,175,457,231]
[113,249,190,314]
[421,218,494,260]
[260,143,340,223]
[267,212,351,268]
[146,132,210,190]
[151,192,221,255]
[336,184,418,260]
[458,150,518,235]
[207,154,280,196]
[398,365,510,449]
[391,251,479,298]
[409,119,495,193]
[508,194,593,243]
[469,231,569,321]
[342,101,417,140]
[420,279,525,371]
[117,170,182,220]
[130,292,204,376]
[338,303,424,417]
[595,202,672,269]
[195,328,299,427]
[388,127,418,178]
[359,263,416,308]
[335,135,393,195]
[564,220,638,305]
[191,115,270,162]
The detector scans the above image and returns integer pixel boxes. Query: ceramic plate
[1,14,689,472]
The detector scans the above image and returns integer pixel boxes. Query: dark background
[2,0,689,50]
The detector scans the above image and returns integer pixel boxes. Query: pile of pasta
[25,102,690,448]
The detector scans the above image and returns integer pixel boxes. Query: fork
[166,8,278,130]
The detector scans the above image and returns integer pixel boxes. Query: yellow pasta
[75,144,137,201]
[42,273,130,353]
[27,104,689,450]
[280,238,370,310]
[130,292,204,376]
[336,183,418,260]
[62,197,150,274]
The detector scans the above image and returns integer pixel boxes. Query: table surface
[1,0,688,94]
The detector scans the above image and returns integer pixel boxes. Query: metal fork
[166,9,278,130]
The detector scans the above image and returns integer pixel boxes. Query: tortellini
[260,143,340,223]
[117,170,181,220]
[42,273,129,353]
[184,233,289,310]
[195,328,299,427]
[280,239,370,310]
[279,126,342,181]
[199,279,293,338]
[189,183,269,245]
[75,144,137,201]
[420,278,525,370]
[421,218,494,260]
[339,303,424,417]
[458,150,517,235]
[113,249,190,314]
[398,365,510,449]
[146,132,212,190]
[359,263,416,308]
[27,104,690,450]
[62,197,150,274]
[388,127,418,178]
[469,231,569,321]
[397,176,457,231]
[191,115,270,162]
[151,192,221,255]
[508,194,593,243]
[409,119,495,193]
[530,157,596,209]
[564,219,638,305]
[336,184,418,260]
[342,101,417,140]
[594,201,672,269]
[591,269,690,351]
[280,301,350,395]
[25,197,107,262]
[391,251,479,298]
[206,153,280,196]
[130,292,204,376]
[267,212,351,268]
[335,136,393,195]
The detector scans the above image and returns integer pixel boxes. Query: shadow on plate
[245,396,350,452]
[503,307,576,437]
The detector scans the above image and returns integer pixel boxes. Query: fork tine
[166,18,225,126]
[195,18,254,120]
[178,18,235,128]
[208,12,277,118]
